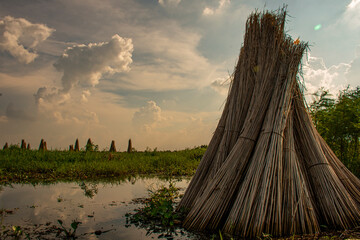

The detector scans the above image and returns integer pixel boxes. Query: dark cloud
[6,102,36,121]
[101,85,225,112]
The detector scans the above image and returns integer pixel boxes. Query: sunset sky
[0,0,359,151]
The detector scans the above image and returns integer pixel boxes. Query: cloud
[54,34,133,93]
[158,0,181,7]
[345,55,360,87]
[302,53,360,101]
[36,93,99,124]
[34,87,71,105]
[119,23,214,91]
[6,102,36,121]
[81,90,91,103]
[0,115,8,123]
[210,77,230,95]
[303,54,348,96]
[132,101,164,131]
[202,0,230,16]
[344,0,360,28]
[33,34,133,123]
[0,16,54,64]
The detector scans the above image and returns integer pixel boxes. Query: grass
[125,181,183,237]
[0,146,205,184]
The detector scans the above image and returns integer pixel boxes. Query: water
[0,177,204,239]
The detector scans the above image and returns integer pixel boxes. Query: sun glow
[348,0,360,9]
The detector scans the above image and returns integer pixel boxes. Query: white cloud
[81,90,91,103]
[302,52,360,101]
[203,0,230,16]
[132,101,164,131]
[54,34,133,92]
[203,8,215,16]
[0,16,54,64]
[33,34,133,123]
[339,0,360,29]
[348,0,360,9]
[158,0,181,7]
[34,87,71,105]
[345,55,360,87]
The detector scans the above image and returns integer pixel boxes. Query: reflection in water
[78,182,98,199]
[0,177,201,239]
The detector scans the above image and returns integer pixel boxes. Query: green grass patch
[0,147,205,183]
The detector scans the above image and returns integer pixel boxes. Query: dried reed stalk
[293,89,360,229]
[178,8,360,238]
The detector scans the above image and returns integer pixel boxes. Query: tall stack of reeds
[178,9,360,238]
[38,139,47,151]
[127,139,132,153]
[20,139,26,149]
[109,140,116,152]
[75,139,80,151]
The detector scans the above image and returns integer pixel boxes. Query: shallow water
[0,177,203,239]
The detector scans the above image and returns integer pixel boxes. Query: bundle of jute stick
[177,9,360,238]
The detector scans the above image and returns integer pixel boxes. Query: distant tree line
[309,87,360,176]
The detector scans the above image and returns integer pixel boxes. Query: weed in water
[0,225,30,240]
[57,219,81,239]
[125,181,184,237]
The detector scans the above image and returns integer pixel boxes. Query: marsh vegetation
[0,146,205,184]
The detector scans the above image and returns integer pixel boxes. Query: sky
[0,0,359,151]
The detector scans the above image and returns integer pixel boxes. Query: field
[0,146,205,184]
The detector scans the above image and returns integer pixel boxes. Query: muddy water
[0,177,203,239]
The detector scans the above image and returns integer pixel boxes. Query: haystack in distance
[177,9,360,238]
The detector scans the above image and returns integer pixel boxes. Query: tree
[310,87,360,176]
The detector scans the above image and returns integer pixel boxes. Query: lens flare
[314,24,322,30]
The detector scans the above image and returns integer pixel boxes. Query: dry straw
[21,139,26,149]
[109,140,117,152]
[177,9,360,238]
[75,139,80,151]
[127,139,132,153]
[38,139,47,151]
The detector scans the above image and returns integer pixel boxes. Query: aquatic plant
[57,219,81,239]
[0,225,30,240]
[125,182,183,237]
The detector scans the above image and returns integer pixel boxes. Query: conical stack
[109,140,116,152]
[75,139,80,151]
[178,9,360,238]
